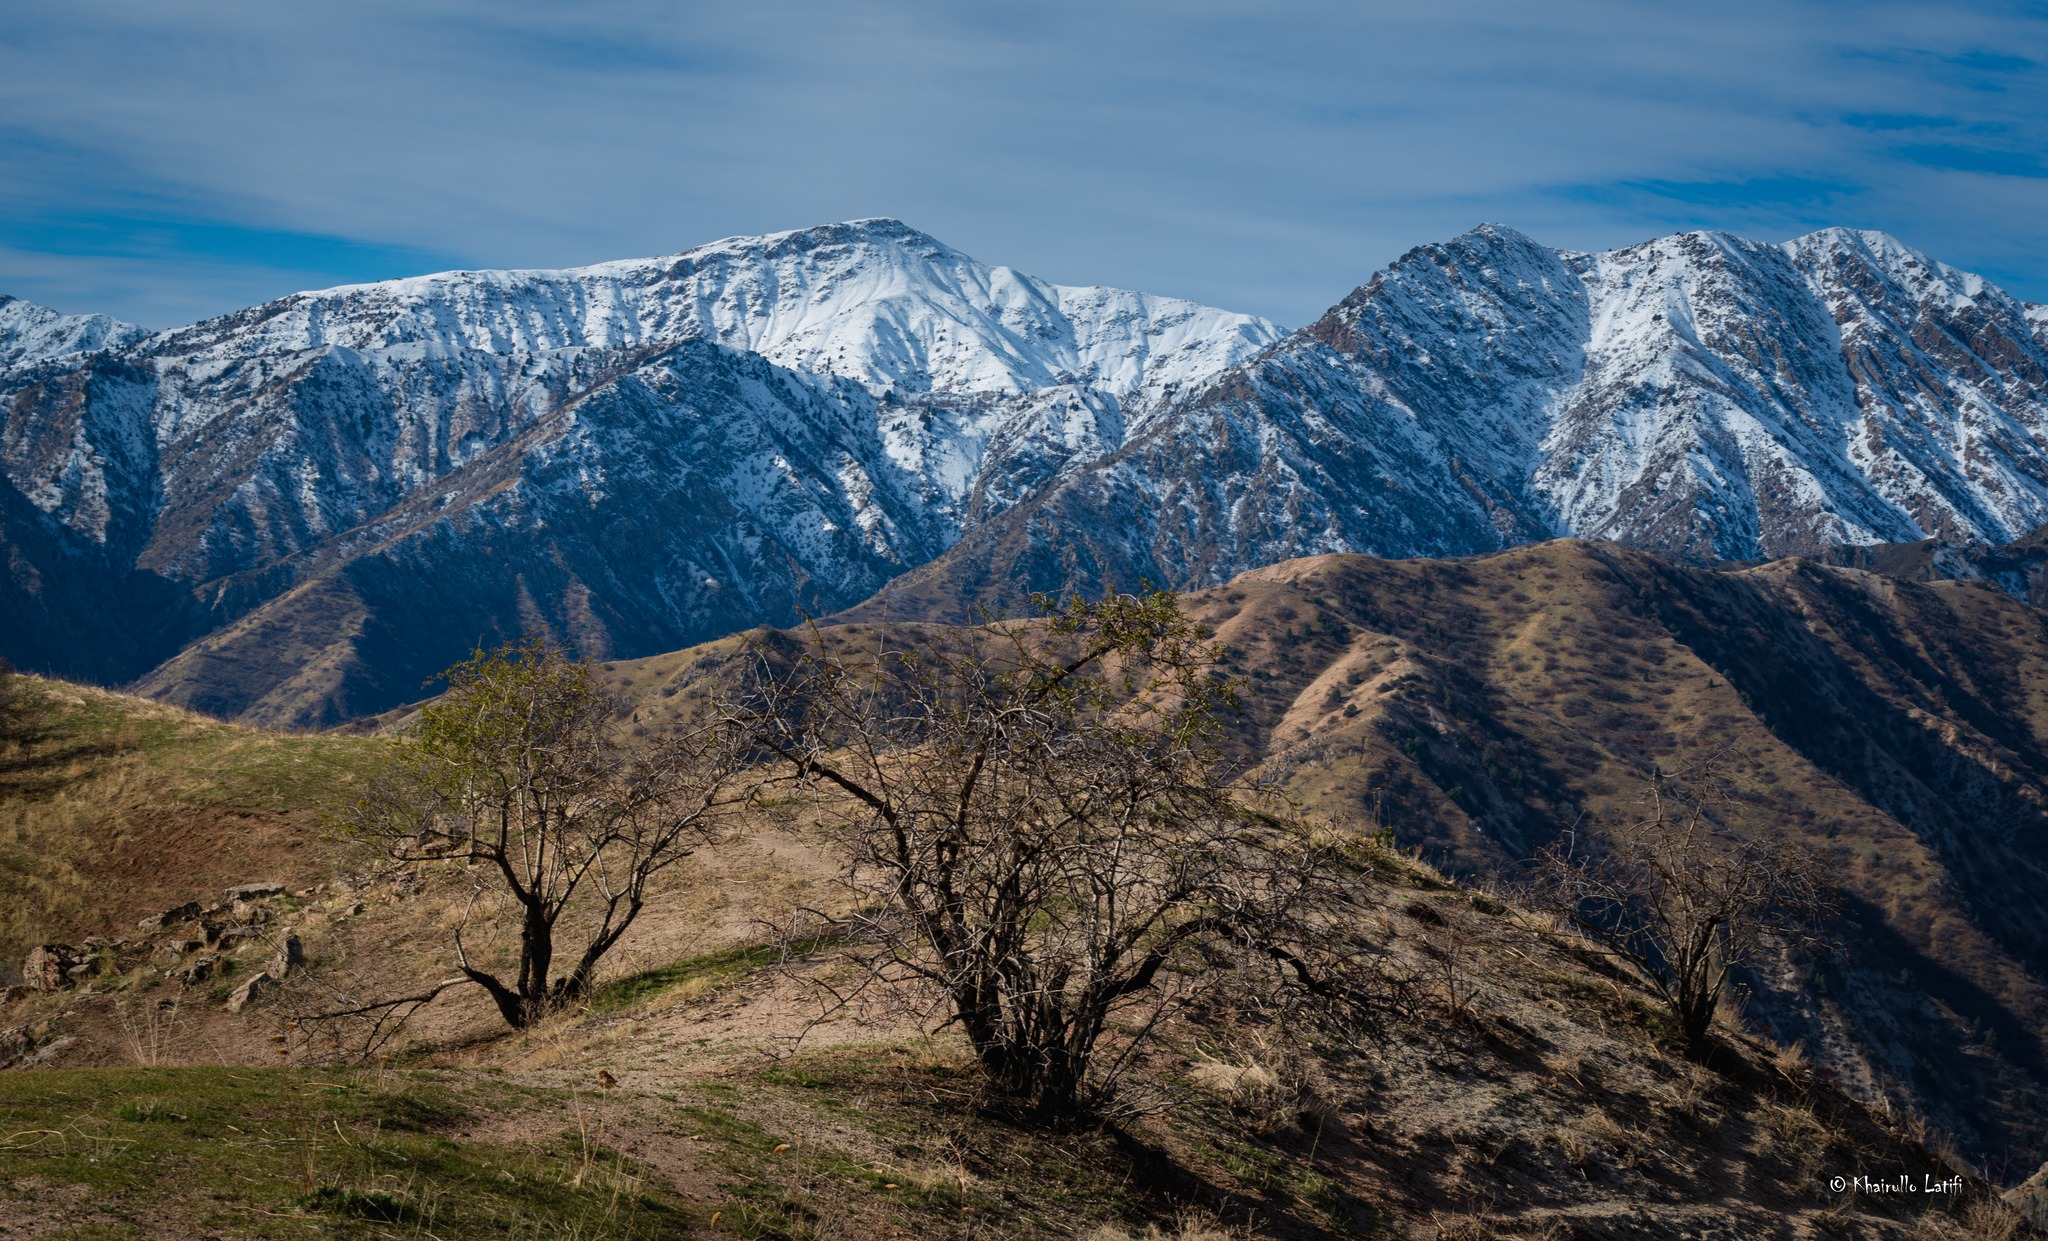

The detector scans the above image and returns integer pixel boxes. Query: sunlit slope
[608,538,2048,1160]
[0,676,388,962]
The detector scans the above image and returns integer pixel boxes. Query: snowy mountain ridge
[2,218,1279,573]
[853,221,2048,620]
[6,216,2048,726]
[0,295,148,371]
[147,217,1276,413]
[0,219,1281,723]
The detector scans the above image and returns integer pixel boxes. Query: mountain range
[5,218,2048,725]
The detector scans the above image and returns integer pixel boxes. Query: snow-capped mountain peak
[145,217,1281,414]
[0,295,148,371]
[853,219,2048,627]
[0,218,1281,725]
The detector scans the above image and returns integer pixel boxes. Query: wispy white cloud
[1,0,2045,327]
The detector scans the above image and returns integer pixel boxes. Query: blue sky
[3,0,2046,328]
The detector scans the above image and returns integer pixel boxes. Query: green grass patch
[7,678,390,815]
[664,1052,1175,1240]
[0,1066,691,1239]
[674,1098,970,1239]
[294,1184,417,1223]
[588,934,840,1016]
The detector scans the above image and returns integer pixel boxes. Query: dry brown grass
[11,552,2044,1239]
[1080,1209,1262,1241]
[678,545,2048,1172]
[1771,1038,1812,1081]
[2,779,2009,1241]
[1551,1124,1590,1169]
[1961,1196,2023,1241]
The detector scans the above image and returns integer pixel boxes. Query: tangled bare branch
[1529,752,1839,1059]
[730,592,1378,1120]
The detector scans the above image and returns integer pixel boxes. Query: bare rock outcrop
[267,934,303,980]
[22,944,93,992]
[136,901,201,934]
[179,952,220,986]
[2007,1162,2048,1229]
[222,933,305,1014]
[225,973,276,1013]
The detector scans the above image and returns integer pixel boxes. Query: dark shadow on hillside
[1832,892,2048,1167]
[1102,1120,1383,1240]
[1651,565,2048,978]
[0,710,126,799]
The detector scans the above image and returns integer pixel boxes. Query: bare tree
[340,640,748,1031]
[1532,758,1838,1059]
[735,592,1367,1121]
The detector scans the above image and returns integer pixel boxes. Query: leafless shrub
[1529,755,1838,1059]
[734,591,1379,1121]
[314,640,749,1041]
[281,953,473,1062]
[113,996,183,1067]
[1418,913,1481,1024]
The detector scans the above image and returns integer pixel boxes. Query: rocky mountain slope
[8,219,2048,725]
[855,225,2048,621]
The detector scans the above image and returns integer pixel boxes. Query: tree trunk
[515,903,554,1025]
[1679,993,1715,1060]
